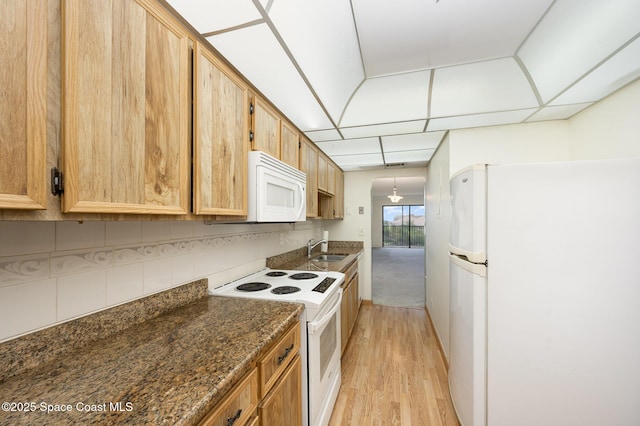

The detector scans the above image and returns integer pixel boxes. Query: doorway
[371,177,426,308]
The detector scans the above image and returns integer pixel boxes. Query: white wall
[0,220,325,342]
[568,78,640,160]
[326,168,427,302]
[424,135,451,357]
[449,120,571,175]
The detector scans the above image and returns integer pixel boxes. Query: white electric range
[211,268,345,426]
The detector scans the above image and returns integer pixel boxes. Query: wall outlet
[358,227,364,236]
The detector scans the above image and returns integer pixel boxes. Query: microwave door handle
[308,291,342,335]
[296,181,305,219]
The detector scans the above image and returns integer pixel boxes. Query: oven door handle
[308,290,342,335]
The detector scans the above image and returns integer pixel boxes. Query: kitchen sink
[310,254,348,262]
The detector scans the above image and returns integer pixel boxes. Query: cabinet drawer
[343,261,358,285]
[258,322,300,398]
[198,368,259,426]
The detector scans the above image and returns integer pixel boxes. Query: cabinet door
[194,43,249,215]
[0,0,47,210]
[326,161,336,195]
[280,121,299,169]
[334,169,344,219]
[250,96,280,159]
[299,139,318,218]
[340,282,350,354]
[259,354,302,426]
[317,154,328,193]
[61,0,191,214]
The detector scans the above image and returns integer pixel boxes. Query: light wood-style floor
[329,304,460,426]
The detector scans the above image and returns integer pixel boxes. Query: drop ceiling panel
[167,0,260,33]
[332,153,384,169]
[304,128,342,143]
[316,138,380,156]
[385,150,435,163]
[431,58,538,118]
[526,103,593,122]
[550,37,640,106]
[518,0,640,103]
[269,0,364,123]
[207,24,333,131]
[340,71,430,127]
[428,109,538,132]
[351,0,553,77]
[382,132,444,152]
[339,120,427,139]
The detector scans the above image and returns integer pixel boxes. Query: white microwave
[247,151,306,222]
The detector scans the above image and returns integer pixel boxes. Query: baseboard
[360,299,372,305]
[424,306,449,371]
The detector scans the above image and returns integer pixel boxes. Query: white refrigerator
[448,158,640,426]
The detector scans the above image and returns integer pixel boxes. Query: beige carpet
[372,247,425,308]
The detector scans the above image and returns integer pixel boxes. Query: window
[382,205,425,247]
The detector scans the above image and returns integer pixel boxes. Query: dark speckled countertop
[0,294,304,425]
[267,241,364,273]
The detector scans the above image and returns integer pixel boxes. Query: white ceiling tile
[340,120,427,139]
[207,25,333,131]
[518,0,640,103]
[316,138,381,156]
[428,109,538,131]
[431,58,538,117]
[385,150,435,163]
[340,71,430,127]
[269,0,364,123]
[526,103,593,122]
[551,37,640,106]
[332,153,384,169]
[351,0,553,77]
[167,0,260,33]
[304,129,342,143]
[381,132,445,152]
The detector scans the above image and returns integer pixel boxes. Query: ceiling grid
[167,0,640,171]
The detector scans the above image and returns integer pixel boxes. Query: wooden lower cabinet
[340,261,360,355]
[259,354,302,426]
[199,321,302,426]
[198,368,259,426]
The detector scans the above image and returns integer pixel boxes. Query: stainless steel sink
[310,254,348,262]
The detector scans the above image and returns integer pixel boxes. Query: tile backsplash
[0,220,323,342]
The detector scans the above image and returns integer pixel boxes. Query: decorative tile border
[0,230,282,287]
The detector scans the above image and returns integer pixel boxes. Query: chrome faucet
[307,239,327,258]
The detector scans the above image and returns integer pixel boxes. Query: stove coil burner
[265,271,288,277]
[271,286,301,295]
[236,282,271,292]
[289,272,319,280]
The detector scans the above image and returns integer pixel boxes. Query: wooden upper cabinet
[61,0,191,214]
[250,96,281,159]
[327,160,336,195]
[334,168,344,219]
[0,0,47,210]
[280,121,300,169]
[193,43,249,216]
[317,153,328,193]
[299,139,318,218]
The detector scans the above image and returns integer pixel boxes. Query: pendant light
[387,177,404,203]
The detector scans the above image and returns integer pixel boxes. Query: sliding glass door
[382,205,425,247]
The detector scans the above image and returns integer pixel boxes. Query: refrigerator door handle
[449,244,487,264]
[450,254,487,277]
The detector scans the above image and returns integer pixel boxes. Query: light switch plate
[358,206,364,214]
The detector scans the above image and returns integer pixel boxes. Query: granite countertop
[0,295,304,425]
[267,241,364,273]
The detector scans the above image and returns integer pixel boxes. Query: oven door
[255,165,306,222]
[307,290,342,426]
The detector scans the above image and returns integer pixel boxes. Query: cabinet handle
[278,344,294,365]
[226,409,242,426]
